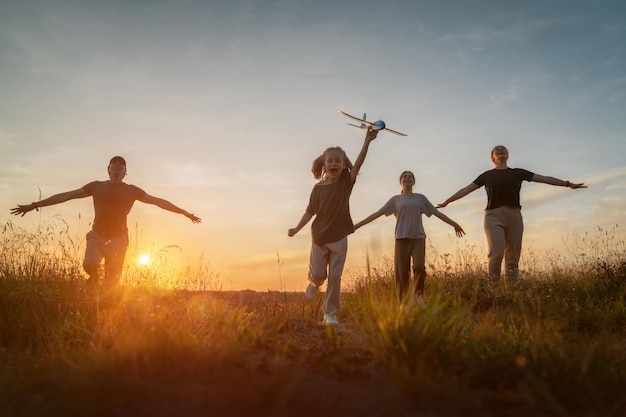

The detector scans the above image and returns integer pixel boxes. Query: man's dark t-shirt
[82,181,146,237]
[473,168,534,210]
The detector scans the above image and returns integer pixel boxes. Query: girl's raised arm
[351,128,378,182]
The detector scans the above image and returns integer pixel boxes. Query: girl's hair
[399,170,415,193]
[311,146,353,180]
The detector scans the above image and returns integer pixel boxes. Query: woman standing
[437,145,586,285]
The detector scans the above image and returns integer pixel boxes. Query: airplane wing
[383,127,407,136]
[337,108,373,127]
[338,108,406,135]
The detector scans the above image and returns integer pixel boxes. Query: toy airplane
[337,108,407,136]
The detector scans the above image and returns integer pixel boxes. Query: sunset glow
[138,254,151,266]
[1,1,624,291]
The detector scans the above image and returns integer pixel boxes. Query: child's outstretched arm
[288,211,314,237]
[433,210,465,237]
[351,128,379,182]
[354,209,385,230]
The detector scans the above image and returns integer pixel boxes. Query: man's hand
[185,212,202,223]
[10,203,38,217]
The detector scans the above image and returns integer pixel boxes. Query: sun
[138,254,151,266]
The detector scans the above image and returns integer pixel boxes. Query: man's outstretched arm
[139,194,201,223]
[11,188,89,217]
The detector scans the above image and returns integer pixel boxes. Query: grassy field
[1,219,625,417]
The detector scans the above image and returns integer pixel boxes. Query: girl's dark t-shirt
[306,170,355,245]
[473,168,534,210]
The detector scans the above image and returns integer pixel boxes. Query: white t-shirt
[381,193,436,239]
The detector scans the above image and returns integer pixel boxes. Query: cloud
[487,70,553,108]
[578,75,626,105]
[464,28,518,43]
[161,162,230,188]
[587,166,626,188]
[489,78,521,107]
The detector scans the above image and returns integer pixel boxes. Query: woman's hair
[311,146,353,180]
[491,145,508,163]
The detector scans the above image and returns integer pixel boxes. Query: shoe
[415,294,427,308]
[323,314,340,327]
[305,282,319,300]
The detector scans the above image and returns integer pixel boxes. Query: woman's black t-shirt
[473,168,534,210]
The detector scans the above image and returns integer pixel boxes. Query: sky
[1,0,625,291]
